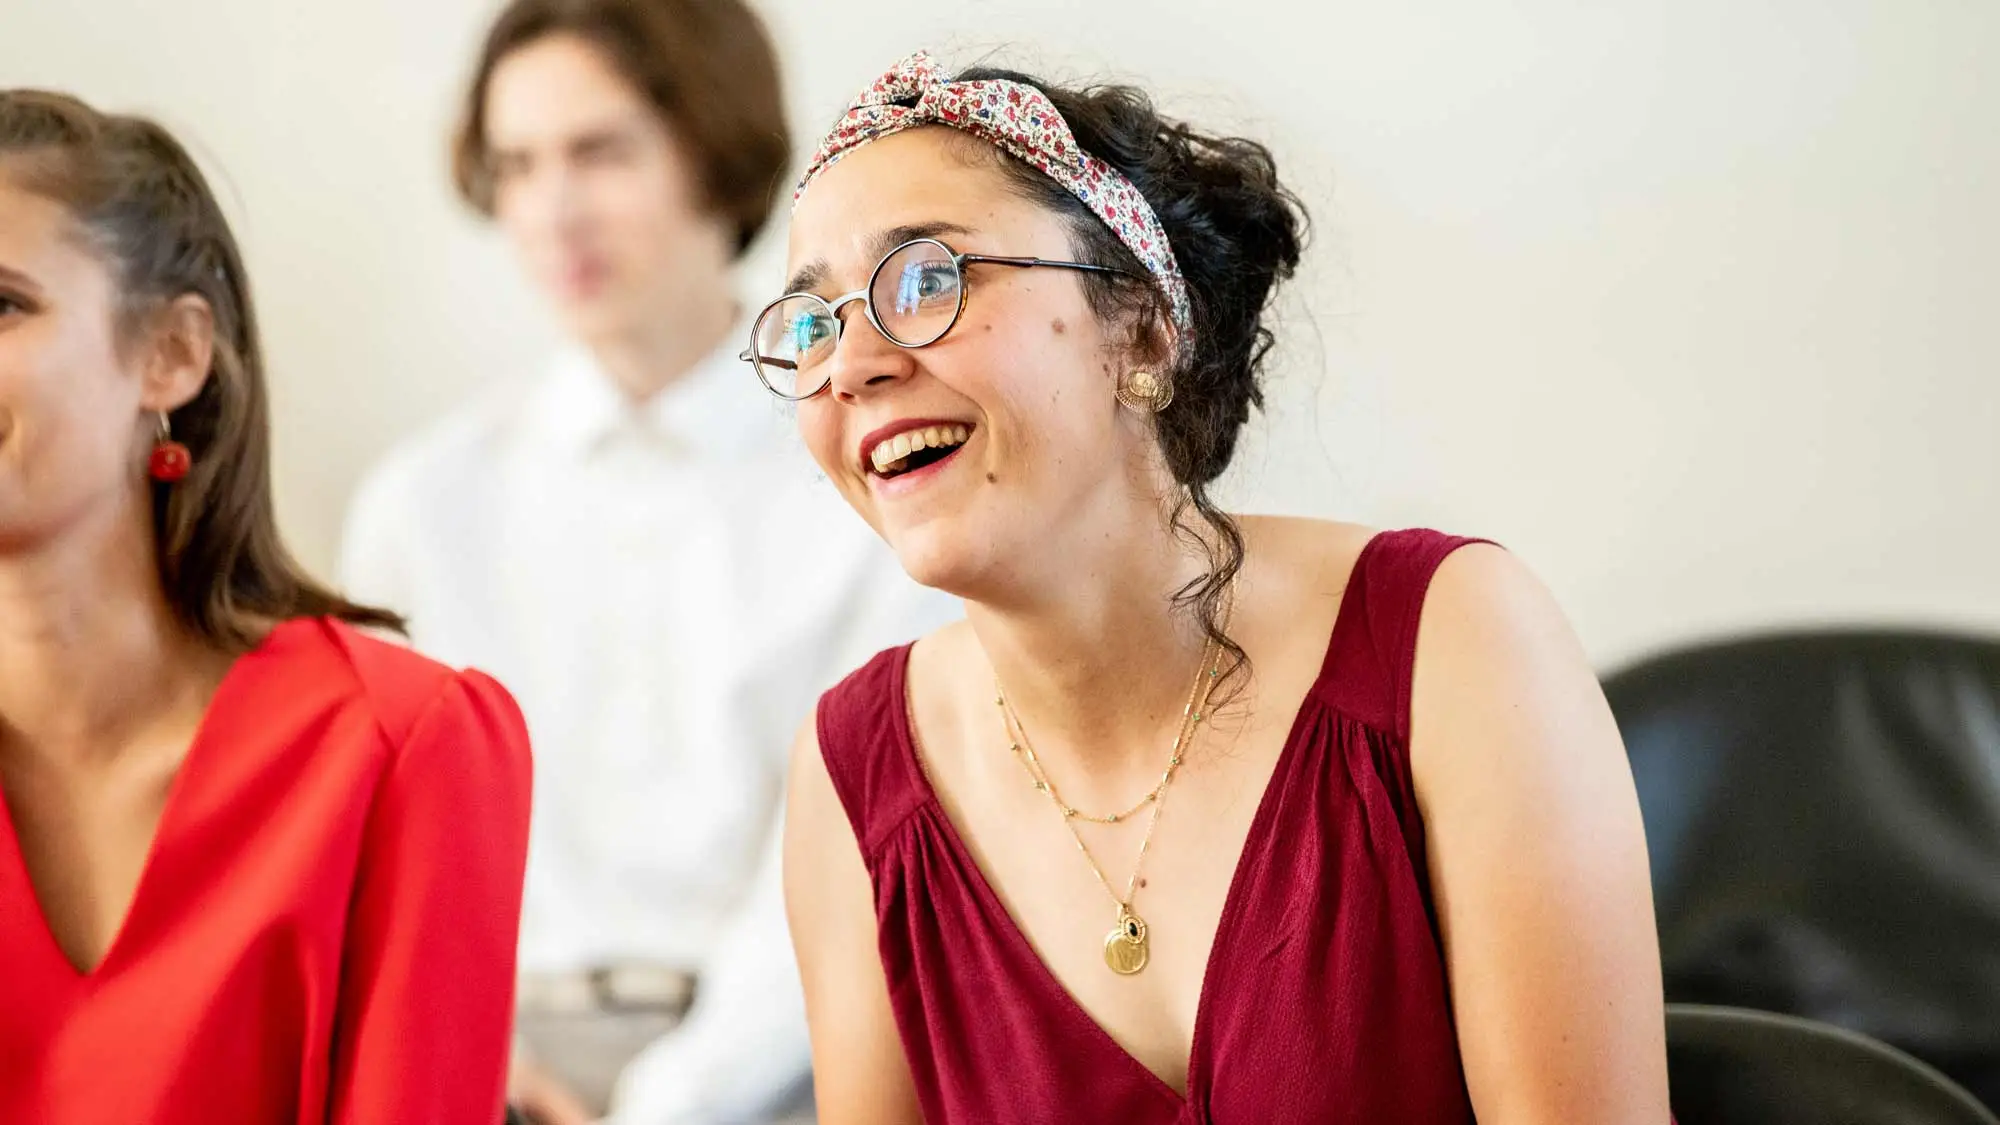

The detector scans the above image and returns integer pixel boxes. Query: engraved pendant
[1103,908,1150,975]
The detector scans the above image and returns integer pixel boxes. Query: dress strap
[815,645,931,862]
[1316,529,1495,741]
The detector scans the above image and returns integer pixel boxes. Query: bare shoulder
[1236,515,1377,590]
[1232,515,1380,646]
[1420,543,1584,679]
[784,700,852,911]
[1236,513,1375,543]
[785,699,838,840]
[1411,542,1613,789]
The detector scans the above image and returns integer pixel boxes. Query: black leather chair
[1667,1004,1998,1124]
[1604,630,2000,1109]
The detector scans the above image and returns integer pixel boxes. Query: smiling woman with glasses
[744,233,1139,400]
[772,51,1673,1125]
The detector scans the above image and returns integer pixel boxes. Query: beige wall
[5,1,1995,668]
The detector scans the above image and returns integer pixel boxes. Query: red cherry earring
[148,412,192,484]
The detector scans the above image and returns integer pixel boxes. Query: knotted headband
[794,51,1194,338]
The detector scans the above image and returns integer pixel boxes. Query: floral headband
[794,50,1194,338]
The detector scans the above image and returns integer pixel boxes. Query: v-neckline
[891,534,1381,1105]
[0,620,293,980]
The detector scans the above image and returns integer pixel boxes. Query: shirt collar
[533,348,629,458]
[529,325,774,461]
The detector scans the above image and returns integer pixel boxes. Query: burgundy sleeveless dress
[815,529,1483,1124]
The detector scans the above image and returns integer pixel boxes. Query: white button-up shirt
[338,340,957,1123]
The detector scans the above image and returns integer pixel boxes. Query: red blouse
[0,617,533,1124]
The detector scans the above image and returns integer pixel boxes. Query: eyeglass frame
[738,236,1144,401]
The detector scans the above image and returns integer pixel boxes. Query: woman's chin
[885,526,986,599]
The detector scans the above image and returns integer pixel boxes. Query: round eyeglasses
[740,237,1140,401]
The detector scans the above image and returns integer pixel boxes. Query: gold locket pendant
[1103,907,1150,975]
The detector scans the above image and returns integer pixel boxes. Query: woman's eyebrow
[781,221,979,296]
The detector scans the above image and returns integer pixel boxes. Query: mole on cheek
[986,472,998,483]
[1051,318,1066,335]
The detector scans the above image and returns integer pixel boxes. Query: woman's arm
[1411,545,1671,1123]
[328,671,534,1124]
[782,708,924,1125]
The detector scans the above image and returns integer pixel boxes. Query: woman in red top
[763,54,1674,1123]
[0,91,532,1123]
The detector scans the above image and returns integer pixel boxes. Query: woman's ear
[138,293,216,413]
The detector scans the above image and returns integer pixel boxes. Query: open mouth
[868,423,972,480]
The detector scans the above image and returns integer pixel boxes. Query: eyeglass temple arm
[957,253,1143,280]
[740,348,798,370]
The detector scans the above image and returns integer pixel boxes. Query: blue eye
[789,311,835,353]
[915,264,954,298]
[894,262,959,314]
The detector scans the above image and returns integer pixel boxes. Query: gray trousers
[517,1007,683,1117]
[515,1008,817,1122]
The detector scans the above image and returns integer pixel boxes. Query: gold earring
[1115,370,1174,413]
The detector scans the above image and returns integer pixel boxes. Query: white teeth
[868,424,973,477]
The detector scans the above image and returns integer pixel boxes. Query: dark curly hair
[951,64,1308,686]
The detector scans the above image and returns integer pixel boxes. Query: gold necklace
[999,651,1210,825]
[994,639,1224,976]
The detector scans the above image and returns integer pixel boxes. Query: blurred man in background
[339,1,956,1121]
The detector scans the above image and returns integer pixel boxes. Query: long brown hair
[0,90,402,650]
